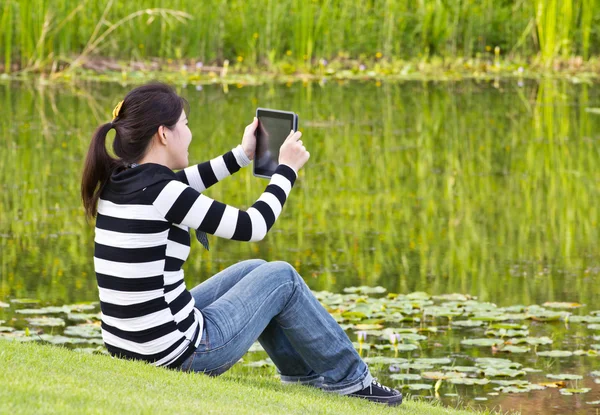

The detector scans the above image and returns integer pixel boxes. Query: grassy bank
[0,341,499,415]
[1,0,599,76]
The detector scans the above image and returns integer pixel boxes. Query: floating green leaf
[543,302,583,309]
[363,356,408,365]
[588,324,600,330]
[448,378,490,385]
[63,324,102,338]
[560,388,591,395]
[25,317,65,327]
[484,368,526,378]
[440,366,480,373]
[403,383,432,390]
[461,338,504,347]
[495,345,530,353]
[421,371,466,380]
[451,320,484,328]
[546,374,583,380]
[343,286,386,294]
[414,358,452,365]
[537,350,573,357]
[389,373,422,381]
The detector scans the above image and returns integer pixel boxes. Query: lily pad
[66,313,101,322]
[63,324,102,338]
[567,315,600,323]
[448,378,490,385]
[508,336,553,346]
[343,286,386,295]
[10,299,40,304]
[543,302,583,309]
[0,327,15,332]
[588,324,600,330]
[586,400,600,405]
[16,306,69,315]
[537,350,573,357]
[389,373,422,381]
[461,338,504,347]
[451,320,484,328]
[414,358,452,365]
[432,294,471,302]
[440,366,480,373]
[495,384,545,393]
[495,345,530,353]
[392,362,434,371]
[573,349,599,356]
[560,388,591,395]
[0,302,9,308]
[475,358,522,369]
[25,317,65,327]
[546,374,583,380]
[403,383,432,391]
[363,356,408,365]
[484,368,526,378]
[421,371,466,380]
[485,328,529,338]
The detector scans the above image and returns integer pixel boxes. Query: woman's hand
[241,117,258,160]
[279,130,310,172]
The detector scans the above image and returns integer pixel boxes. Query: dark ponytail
[81,122,121,218]
[81,82,189,219]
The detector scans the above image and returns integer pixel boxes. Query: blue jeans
[178,259,373,394]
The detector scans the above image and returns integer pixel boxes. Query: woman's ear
[157,126,168,146]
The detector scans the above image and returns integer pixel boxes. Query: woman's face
[166,109,192,170]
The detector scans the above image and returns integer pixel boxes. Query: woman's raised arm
[154,164,297,242]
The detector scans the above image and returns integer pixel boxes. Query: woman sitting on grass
[80,82,402,406]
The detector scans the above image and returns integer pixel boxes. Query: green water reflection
[2,79,600,414]
[1,79,599,306]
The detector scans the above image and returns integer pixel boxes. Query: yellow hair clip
[112,100,124,121]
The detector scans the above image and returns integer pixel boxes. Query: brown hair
[81,82,189,219]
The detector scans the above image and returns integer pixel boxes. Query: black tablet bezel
[253,108,298,179]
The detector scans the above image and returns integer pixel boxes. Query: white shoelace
[372,378,391,392]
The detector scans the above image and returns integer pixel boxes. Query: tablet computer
[253,108,299,179]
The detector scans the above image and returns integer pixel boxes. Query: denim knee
[264,261,301,288]
[243,258,267,270]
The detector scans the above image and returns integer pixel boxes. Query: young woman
[81,82,402,406]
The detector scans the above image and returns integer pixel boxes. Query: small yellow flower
[375,80,381,87]
[138,44,144,49]
[375,51,383,59]
[167,58,173,64]
[253,32,259,39]
[237,56,244,62]
[485,45,492,52]
[286,50,292,56]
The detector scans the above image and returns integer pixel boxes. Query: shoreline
[2,55,599,86]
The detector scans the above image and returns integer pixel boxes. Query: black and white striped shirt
[94,145,297,368]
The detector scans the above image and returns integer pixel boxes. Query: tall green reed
[2,0,599,73]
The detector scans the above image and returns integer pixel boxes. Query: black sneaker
[347,378,403,406]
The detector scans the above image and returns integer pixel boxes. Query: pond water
[1,79,599,414]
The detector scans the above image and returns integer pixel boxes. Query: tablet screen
[255,112,295,177]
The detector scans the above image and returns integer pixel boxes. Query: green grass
[0,341,496,415]
[1,0,599,74]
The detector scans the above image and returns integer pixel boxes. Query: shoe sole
[350,394,403,406]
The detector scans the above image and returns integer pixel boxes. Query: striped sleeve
[154,164,297,242]
[175,145,251,192]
